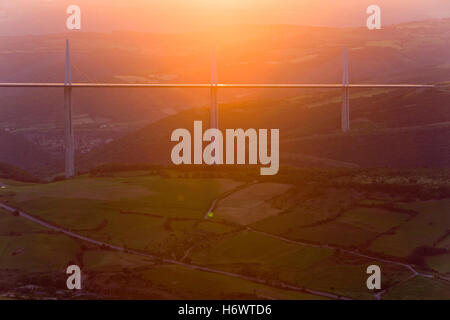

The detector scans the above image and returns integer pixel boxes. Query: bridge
[0,40,441,178]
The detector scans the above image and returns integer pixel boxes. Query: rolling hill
[0,130,53,176]
[0,19,449,129]
[1,19,450,176]
[0,162,39,182]
[82,87,450,169]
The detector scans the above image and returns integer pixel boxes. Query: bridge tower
[64,39,75,178]
[342,46,350,132]
[208,50,219,164]
[210,49,218,130]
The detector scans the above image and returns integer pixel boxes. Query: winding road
[203,184,450,299]
[0,202,352,300]
[2,180,448,300]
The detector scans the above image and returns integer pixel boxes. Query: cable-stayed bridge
[0,40,443,178]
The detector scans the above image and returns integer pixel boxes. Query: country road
[0,202,352,300]
[204,185,433,280]
[203,184,450,299]
[247,227,425,277]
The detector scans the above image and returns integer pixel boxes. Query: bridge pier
[209,50,219,164]
[64,40,75,178]
[342,47,350,132]
[210,50,218,130]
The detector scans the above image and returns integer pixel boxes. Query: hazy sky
[1,0,450,35]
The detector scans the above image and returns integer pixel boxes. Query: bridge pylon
[210,49,218,130]
[64,39,75,178]
[208,49,220,164]
[342,46,350,132]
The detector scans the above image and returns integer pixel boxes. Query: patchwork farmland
[0,167,448,299]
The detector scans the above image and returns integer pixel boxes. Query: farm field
[214,183,293,225]
[0,168,449,299]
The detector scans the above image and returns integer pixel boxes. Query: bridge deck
[0,83,437,89]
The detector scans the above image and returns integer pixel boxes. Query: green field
[370,200,450,258]
[215,183,292,225]
[0,169,448,299]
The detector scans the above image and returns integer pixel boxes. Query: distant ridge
[82,89,450,170]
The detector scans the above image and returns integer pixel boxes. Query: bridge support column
[342,47,350,132]
[210,50,218,130]
[64,39,75,178]
[208,50,219,164]
[210,86,218,129]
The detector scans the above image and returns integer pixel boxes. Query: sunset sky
[0,0,449,35]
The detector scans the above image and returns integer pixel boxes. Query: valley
[1,19,450,177]
[0,18,449,301]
